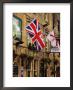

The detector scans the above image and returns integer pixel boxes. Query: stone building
[13,13,60,77]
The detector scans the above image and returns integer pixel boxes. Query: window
[13,64,18,77]
[27,71,30,77]
[34,71,37,77]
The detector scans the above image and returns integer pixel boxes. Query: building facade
[13,13,60,77]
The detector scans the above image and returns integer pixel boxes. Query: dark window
[39,60,47,77]
[27,71,30,77]
[34,71,37,77]
[26,60,31,69]
[13,64,18,77]
[40,60,45,77]
[56,66,60,77]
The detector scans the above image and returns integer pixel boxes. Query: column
[53,13,59,37]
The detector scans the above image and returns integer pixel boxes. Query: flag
[46,30,60,48]
[25,19,45,50]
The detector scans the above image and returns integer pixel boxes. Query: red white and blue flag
[25,19,45,50]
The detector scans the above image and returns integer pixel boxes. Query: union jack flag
[25,18,45,50]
